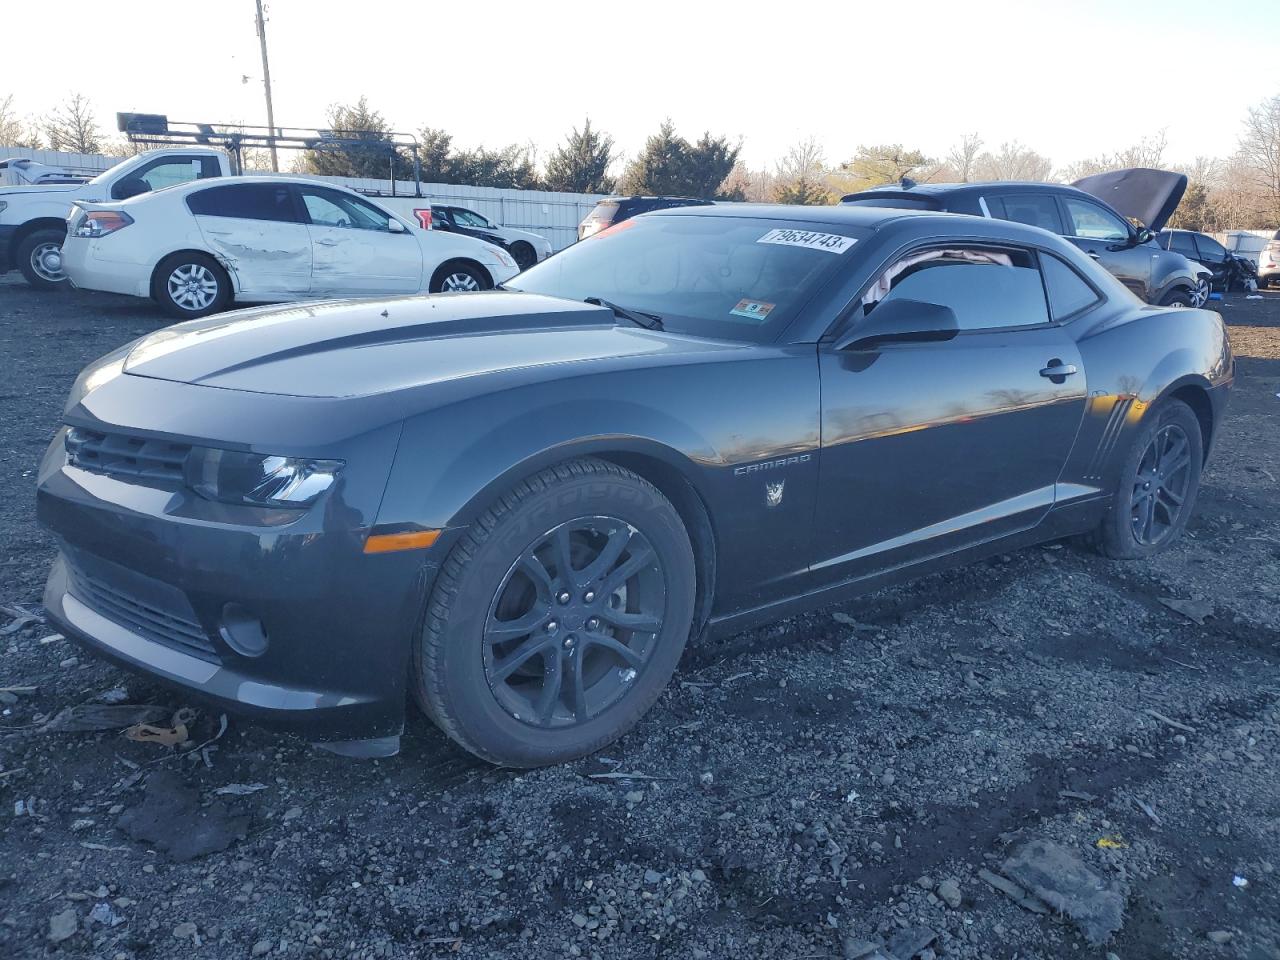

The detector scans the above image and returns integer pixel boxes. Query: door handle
[1087,252,1101,260]
[315,238,340,246]
[1039,360,1078,380]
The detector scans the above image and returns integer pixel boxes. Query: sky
[4,0,1278,173]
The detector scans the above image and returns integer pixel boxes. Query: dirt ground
[1,277,1278,960]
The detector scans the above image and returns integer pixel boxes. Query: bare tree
[1238,94,1280,223]
[771,137,832,205]
[0,94,41,148]
[946,132,983,182]
[43,93,102,154]
[973,141,1053,182]
[1056,131,1167,182]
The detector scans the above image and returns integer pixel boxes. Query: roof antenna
[900,176,917,190]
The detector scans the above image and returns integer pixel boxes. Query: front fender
[374,348,822,610]
[381,393,719,533]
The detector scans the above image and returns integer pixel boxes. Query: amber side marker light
[363,529,441,554]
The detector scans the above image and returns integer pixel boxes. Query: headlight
[0,200,8,214]
[494,249,516,268]
[185,448,343,507]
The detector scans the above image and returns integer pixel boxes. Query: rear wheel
[17,228,68,289]
[1191,276,1211,307]
[411,458,696,767]
[1093,398,1202,559]
[152,252,232,318]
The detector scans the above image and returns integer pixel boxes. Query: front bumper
[36,405,430,751]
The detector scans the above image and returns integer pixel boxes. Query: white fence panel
[306,175,604,251]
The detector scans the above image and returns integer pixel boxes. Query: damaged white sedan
[62,177,520,317]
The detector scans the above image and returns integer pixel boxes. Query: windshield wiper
[584,296,664,331]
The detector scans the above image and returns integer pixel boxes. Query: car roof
[651,202,934,229]
[169,175,361,196]
[842,181,1104,206]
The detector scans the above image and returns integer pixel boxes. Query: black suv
[842,170,1207,307]
[577,196,712,241]
[1157,229,1259,294]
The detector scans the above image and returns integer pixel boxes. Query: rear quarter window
[1040,254,1102,320]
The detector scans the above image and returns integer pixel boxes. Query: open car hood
[1071,168,1187,232]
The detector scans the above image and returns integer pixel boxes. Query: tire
[411,458,696,767]
[429,260,490,294]
[1093,398,1203,559]
[1191,276,1211,307]
[16,228,68,290]
[509,241,537,271]
[1158,287,1194,308]
[152,252,231,319]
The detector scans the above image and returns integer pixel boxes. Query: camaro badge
[765,480,786,508]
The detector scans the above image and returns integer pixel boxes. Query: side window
[994,194,1064,234]
[300,189,396,232]
[874,248,1050,331]
[452,208,490,228]
[1163,231,1198,257]
[186,183,300,222]
[113,157,214,199]
[1195,234,1226,260]
[1063,199,1129,241]
[1041,254,1102,320]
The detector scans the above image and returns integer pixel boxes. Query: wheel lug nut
[587,617,600,631]
[557,591,571,604]
[584,590,596,603]
[563,634,576,650]
[546,620,558,634]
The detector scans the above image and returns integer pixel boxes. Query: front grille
[65,427,191,484]
[68,564,219,660]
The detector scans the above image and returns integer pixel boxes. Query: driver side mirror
[835,298,960,351]
[113,177,150,200]
[1134,227,1155,245]
[387,218,407,234]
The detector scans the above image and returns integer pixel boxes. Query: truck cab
[0,147,230,288]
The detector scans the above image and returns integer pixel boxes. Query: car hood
[1071,168,1187,231]
[120,292,689,399]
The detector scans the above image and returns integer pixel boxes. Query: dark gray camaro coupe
[38,204,1233,765]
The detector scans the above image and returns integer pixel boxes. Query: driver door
[297,186,422,295]
[812,245,1088,584]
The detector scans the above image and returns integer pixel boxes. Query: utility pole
[254,0,278,172]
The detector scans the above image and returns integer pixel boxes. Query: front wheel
[17,228,68,289]
[411,459,696,767]
[509,242,537,271]
[1159,287,1195,308]
[1191,276,1211,307]
[429,261,490,293]
[152,252,232,319]
[1093,398,1203,559]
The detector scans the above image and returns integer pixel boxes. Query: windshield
[510,214,867,342]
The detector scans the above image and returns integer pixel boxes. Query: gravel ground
[1,278,1279,960]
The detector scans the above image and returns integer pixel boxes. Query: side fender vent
[1083,398,1132,481]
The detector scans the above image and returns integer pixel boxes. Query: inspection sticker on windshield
[757,229,856,254]
[730,299,775,322]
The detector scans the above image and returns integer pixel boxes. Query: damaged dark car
[842,167,1213,307]
[38,204,1233,766]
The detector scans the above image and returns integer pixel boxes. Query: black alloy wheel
[483,516,665,728]
[1093,398,1203,559]
[1130,423,1194,546]
[411,458,696,767]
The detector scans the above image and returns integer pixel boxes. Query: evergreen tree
[544,118,615,193]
